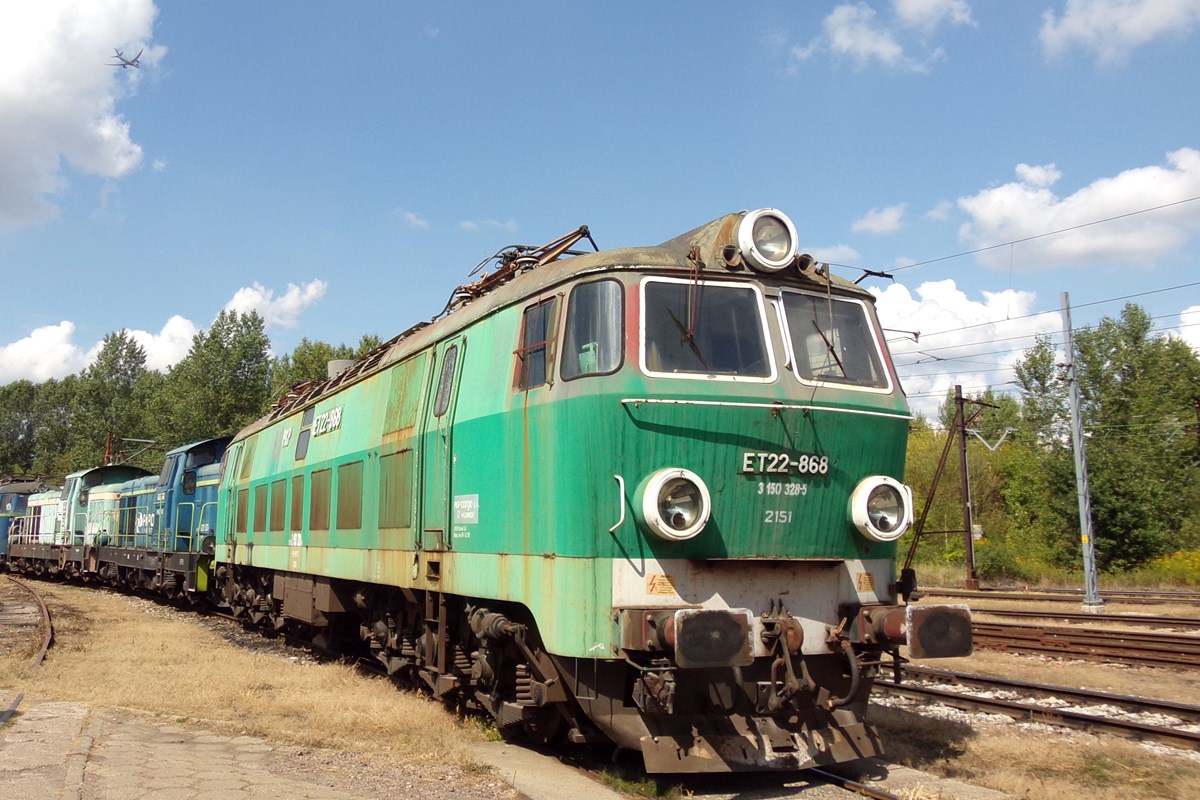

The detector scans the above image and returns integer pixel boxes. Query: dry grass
[885,592,1200,796]
[3,581,484,767]
[874,701,1200,799]
[11,579,1200,798]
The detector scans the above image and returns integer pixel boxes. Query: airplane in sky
[109,48,142,69]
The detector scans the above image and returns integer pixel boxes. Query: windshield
[642,279,772,379]
[781,291,889,389]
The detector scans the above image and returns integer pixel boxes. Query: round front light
[737,208,798,272]
[637,468,712,541]
[850,476,913,543]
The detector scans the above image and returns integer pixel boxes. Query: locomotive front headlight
[850,476,913,543]
[636,468,712,541]
[737,208,799,273]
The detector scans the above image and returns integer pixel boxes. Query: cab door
[419,336,465,552]
[155,455,179,551]
[220,444,243,561]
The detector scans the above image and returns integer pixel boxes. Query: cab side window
[515,298,557,390]
[562,280,623,380]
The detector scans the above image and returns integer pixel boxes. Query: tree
[155,310,273,444]
[68,330,152,468]
[268,333,382,399]
[1007,304,1200,571]
[0,380,37,474]
[1071,305,1200,568]
[29,376,79,480]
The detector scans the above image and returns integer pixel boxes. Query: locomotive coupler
[629,658,676,714]
[759,607,807,713]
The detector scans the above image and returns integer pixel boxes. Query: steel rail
[923,587,1200,605]
[807,767,902,800]
[877,670,1200,752]
[970,607,1200,630]
[971,621,1200,669]
[4,574,53,672]
[897,664,1200,722]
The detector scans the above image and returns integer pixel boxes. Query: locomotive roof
[241,210,878,440]
[0,480,51,495]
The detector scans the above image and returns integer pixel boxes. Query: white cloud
[459,218,518,233]
[399,210,429,230]
[224,280,328,329]
[824,3,920,70]
[1041,0,1200,64]
[128,315,198,372]
[0,0,163,228]
[0,322,92,383]
[893,0,975,31]
[853,203,908,234]
[788,0,972,72]
[1014,162,1062,187]
[872,279,1060,419]
[0,281,325,382]
[957,147,1200,269]
[924,201,954,221]
[1178,305,1200,352]
[152,158,167,172]
[810,244,862,264]
[0,316,200,382]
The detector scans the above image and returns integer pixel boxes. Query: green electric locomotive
[215,208,971,772]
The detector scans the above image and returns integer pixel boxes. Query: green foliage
[908,303,1200,580]
[268,333,380,399]
[0,380,37,474]
[67,330,152,469]
[1124,549,1200,587]
[154,310,273,443]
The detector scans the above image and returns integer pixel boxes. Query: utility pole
[1061,292,1104,611]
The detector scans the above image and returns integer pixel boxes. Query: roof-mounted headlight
[850,476,913,543]
[737,208,798,273]
[635,468,711,541]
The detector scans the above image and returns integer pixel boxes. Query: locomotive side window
[295,406,316,461]
[253,484,267,532]
[562,280,623,380]
[780,291,890,390]
[378,450,413,528]
[641,279,773,379]
[515,298,556,389]
[433,345,458,417]
[336,461,363,530]
[270,479,287,532]
[236,488,249,534]
[290,474,304,531]
[310,469,331,531]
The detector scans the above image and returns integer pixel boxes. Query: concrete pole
[1061,292,1104,611]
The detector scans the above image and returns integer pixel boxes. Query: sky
[1,0,1199,420]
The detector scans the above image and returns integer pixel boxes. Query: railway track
[877,664,1200,752]
[970,607,1200,630]
[924,586,1200,605]
[0,574,53,673]
[972,620,1200,669]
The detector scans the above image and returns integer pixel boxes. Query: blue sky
[2,0,1199,418]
